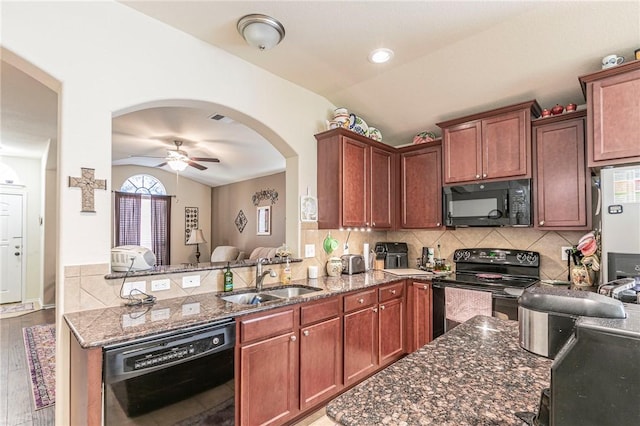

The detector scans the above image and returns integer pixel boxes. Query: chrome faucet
[256,257,277,291]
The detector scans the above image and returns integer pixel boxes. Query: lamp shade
[187,229,207,245]
[237,14,285,50]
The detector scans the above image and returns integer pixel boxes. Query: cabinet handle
[373,307,378,313]
[423,285,428,290]
[390,289,396,295]
[380,305,385,310]
[290,335,297,342]
[482,173,487,178]
[475,174,480,179]
[436,223,441,227]
[372,222,376,226]
[539,220,545,226]
[303,330,309,337]
[358,298,364,304]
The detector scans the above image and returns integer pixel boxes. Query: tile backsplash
[64,226,585,312]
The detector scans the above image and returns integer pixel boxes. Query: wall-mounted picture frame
[300,195,318,222]
[185,206,199,244]
[257,205,271,235]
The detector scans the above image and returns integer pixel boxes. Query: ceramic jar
[566,103,577,112]
[326,257,343,277]
[551,104,564,115]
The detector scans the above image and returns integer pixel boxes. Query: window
[115,174,171,265]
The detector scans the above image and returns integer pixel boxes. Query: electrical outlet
[151,308,170,322]
[305,244,315,258]
[122,312,146,328]
[151,279,171,291]
[182,275,200,288]
[122,281,146,297]
[561,246,573,261]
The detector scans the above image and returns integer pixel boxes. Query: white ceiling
[2,1,639,187]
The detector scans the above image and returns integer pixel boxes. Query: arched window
[115,174,171,266]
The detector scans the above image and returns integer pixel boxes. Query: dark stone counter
[327,315,552,426]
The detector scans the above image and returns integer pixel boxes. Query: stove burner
[476,273,503,280]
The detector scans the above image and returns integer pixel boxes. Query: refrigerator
[599,165,640,284]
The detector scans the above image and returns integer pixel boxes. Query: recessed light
[368,48,394,64]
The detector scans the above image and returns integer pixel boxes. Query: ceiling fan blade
[129,154,166,159]
[191,157,220,163]
[188,161,208,171]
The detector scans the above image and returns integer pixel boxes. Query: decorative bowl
[413,131,436,144]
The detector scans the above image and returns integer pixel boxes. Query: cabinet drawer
[301,296,341,326]
[238,307,296,344]
[344,289,377,313]
[379,282,404,302]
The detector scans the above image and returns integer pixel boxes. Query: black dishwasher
[103,319,235,425]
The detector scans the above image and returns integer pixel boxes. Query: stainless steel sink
[262,286,323,298]
[220,292,280,305]
[219,286,322,304]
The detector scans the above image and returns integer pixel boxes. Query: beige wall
[211,172,286,256]
[112,165,213,265]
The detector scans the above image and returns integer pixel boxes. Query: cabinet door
[369,146,394,229]
[341,136,368,227]
[442,121,482,184]
[411,282,432,350]
[238,332,298,426]
[482,110,530,180]
[534,116,589,229]
[299,317,342,411]
[343,307,377,386]
[400,145,442,228]
[589,68,640,166]
[378,297,405,366]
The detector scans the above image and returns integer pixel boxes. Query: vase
[326,257,342,277]
[570,266,597,289]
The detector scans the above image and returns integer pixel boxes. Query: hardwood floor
[0,308,55,426]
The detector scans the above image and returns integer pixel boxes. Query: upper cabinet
[532,111,591,230]
[437,100,541,185]
[579,61,640,168]
[315,128,395,230]
[398,142,442,229]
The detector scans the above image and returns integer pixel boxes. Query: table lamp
[186,229,207,263]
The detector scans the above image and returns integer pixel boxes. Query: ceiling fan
[149,140,220,171]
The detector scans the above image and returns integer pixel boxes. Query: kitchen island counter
[327,315,552,426]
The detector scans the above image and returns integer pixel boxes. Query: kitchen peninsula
[326,315,552,426]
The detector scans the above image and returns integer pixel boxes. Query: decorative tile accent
[235,210,247,233]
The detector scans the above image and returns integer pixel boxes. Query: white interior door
[0,192,24,304]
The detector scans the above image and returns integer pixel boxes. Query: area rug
[173,398,234,426]
[22,323,56,410]
[0,302,34,316]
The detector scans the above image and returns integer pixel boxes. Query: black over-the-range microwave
[443,179,531,227]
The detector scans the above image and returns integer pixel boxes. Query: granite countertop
[327,315,552,426]
[64,270,415,348]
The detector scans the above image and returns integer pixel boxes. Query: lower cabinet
[343,302,378,386]
[409,281,432,352]
[237,307,299,426]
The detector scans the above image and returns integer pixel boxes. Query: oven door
[432,285,519,338]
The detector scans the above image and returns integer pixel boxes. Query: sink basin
[220,292,280,305]
[262,286,323,298]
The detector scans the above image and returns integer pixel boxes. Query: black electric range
[431,248,540,337]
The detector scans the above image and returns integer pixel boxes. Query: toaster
[341,254,365,275]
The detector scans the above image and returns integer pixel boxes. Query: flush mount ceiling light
[368,48,394,64]
[237,14,285,50]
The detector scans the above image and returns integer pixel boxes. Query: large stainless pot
[518,285,625,359]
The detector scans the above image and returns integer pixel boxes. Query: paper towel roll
[363,243,370,270]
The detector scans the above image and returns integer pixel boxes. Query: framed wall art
[185,206,199,244]
[257,205,271,236]
[300,195,318,222]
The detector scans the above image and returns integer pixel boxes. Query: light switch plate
[305,244,315,258]
[122,281,146,297]
[561,246,573,261]
[182,275,200,288]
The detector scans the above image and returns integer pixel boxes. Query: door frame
[1,185,28,304]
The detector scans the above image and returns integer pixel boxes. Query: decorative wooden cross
[68,168,107,212]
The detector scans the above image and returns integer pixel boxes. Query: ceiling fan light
[237,14,285,50]
[167,158,188,171]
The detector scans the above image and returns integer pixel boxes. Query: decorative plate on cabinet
[348,114,369,136]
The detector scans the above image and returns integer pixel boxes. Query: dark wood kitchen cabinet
[437,100,541,184]
[533,111,591,230]
[299,297,342,411]
[398,142,443,229]
[315,128,395,229]
[407,281,432,353]
[579,61,640,167]
[237,307,299,426]
[377,281,405,366]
